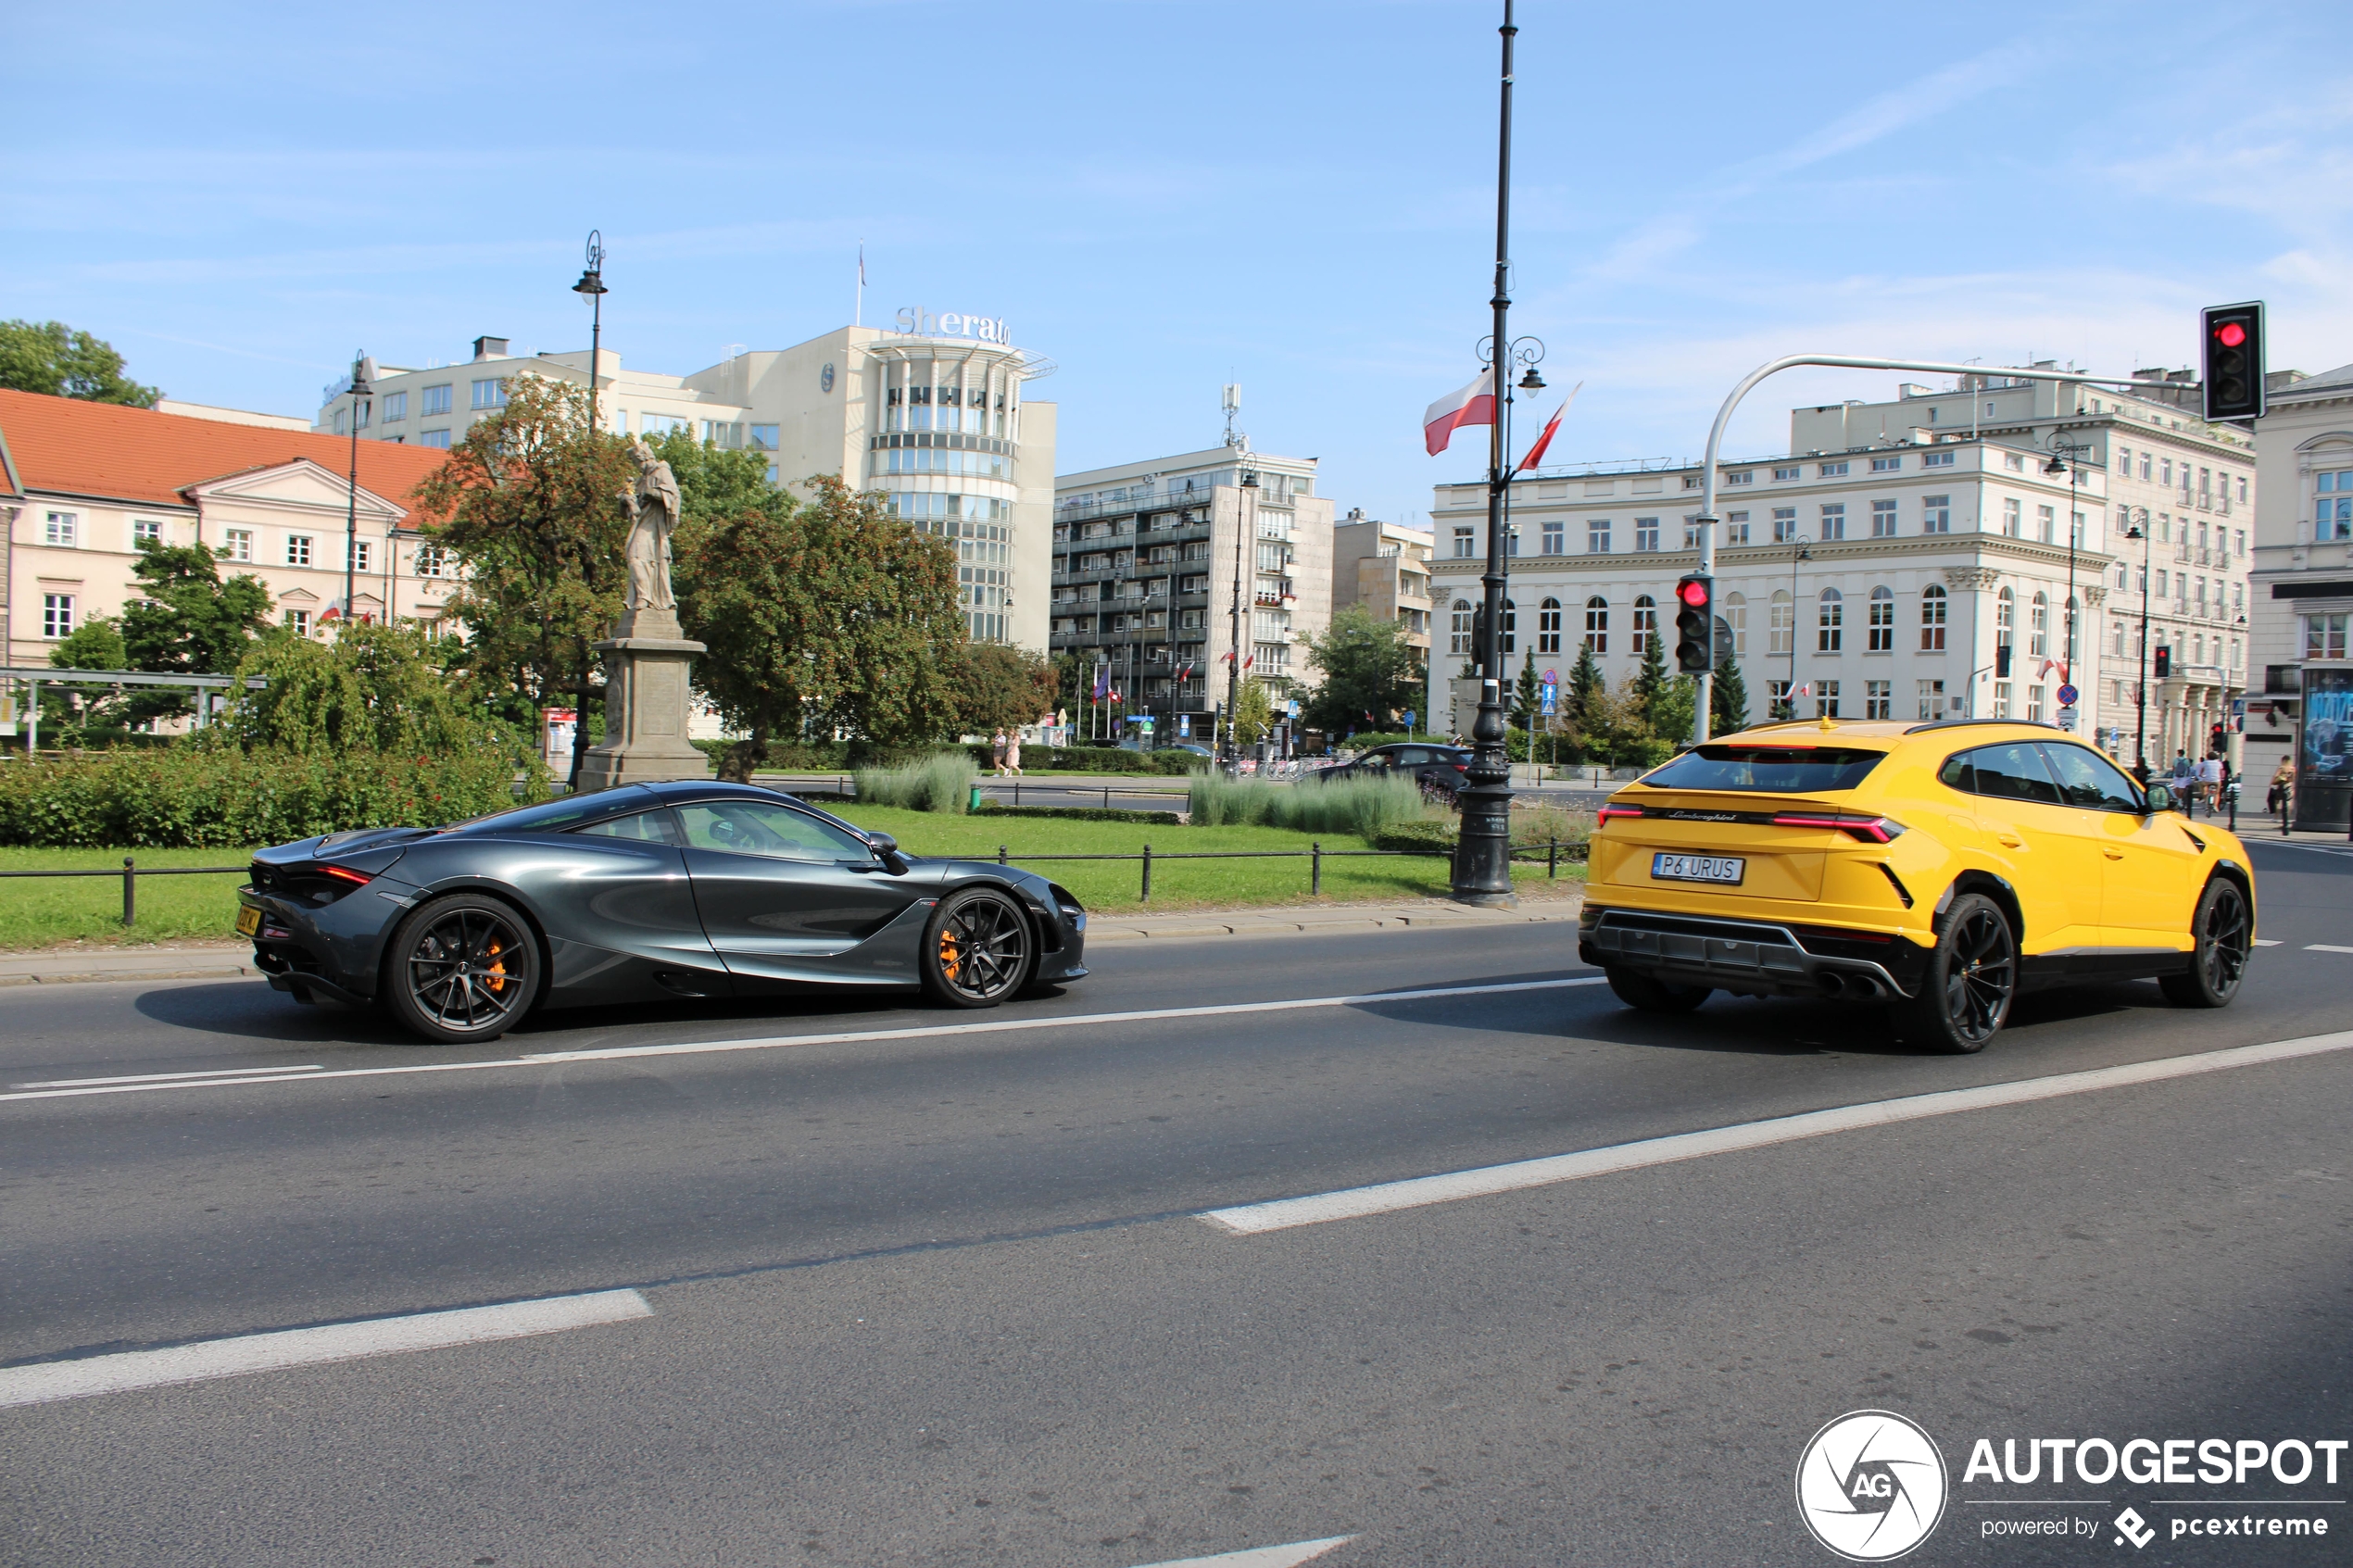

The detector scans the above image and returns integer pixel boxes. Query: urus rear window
[1642,745,1887,794]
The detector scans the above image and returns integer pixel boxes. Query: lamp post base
[1448,776,1518,908]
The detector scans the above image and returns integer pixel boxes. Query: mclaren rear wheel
[383,893,542,1044]
[921,886,1034,1009]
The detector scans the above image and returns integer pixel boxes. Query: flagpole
[855,243,864,328]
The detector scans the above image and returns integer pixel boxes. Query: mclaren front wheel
[920,886,1035,1009]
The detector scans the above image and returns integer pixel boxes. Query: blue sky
[8,1,2349,529]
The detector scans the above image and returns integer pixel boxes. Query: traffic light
[2202,301,2265,422]
[2209,721,2227,758]
[2153,645,2172,679]
[1995,643,2012,679]
[1673,574,1714,674]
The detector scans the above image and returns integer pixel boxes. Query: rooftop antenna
[1221,383,1245,450]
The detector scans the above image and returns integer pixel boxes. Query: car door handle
[1996,834,2024,848]
[2103,848,2124,860]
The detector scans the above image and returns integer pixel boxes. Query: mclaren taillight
[1596,804,1646,826]
[320,863,375,886]
[1769,812,1906,844]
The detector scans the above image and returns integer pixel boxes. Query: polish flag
[1515,383,1583,472]
[1423,370,1496,456]
[1243,654,1255,670]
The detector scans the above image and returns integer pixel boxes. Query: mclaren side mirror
[864,831,909,874]
[2142,783,2175,815]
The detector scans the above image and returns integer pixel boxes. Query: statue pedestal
[575,608,708,792]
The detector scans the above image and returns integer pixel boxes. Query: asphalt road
[3,839,2349,1567]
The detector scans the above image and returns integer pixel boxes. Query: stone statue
[621,438,681,612]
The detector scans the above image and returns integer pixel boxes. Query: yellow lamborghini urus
[1578,718,2255,1053]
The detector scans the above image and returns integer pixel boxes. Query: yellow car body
[1577,717,2255,1047]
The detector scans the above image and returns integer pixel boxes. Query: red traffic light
[1677,579,1710,608]
[2214,321,2246,348]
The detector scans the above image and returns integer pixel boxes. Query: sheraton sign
[893,307,1013,346]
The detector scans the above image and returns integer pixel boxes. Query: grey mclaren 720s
[235,781,1089,1043]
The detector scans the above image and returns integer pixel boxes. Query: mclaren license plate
[1652,852,1745,886]
[234,904,262,936]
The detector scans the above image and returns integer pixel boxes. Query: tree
[1301,605,1424,735]
[1711,649,1751,736]
[117,541,274,722]
[641,426,777,520]
[1651,675,1697,747]
[942,643,1058,738]
[0,320,161,407]
[44,616,131,738]
[1230,676,1276,746]
[412,375,635,786]
[1565,643,1604,734]
[222,621,516,758]
[673,474,964,777]
[1633,624,1673,733]
[1510,645,1542,724]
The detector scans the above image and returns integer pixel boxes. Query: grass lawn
[0,846,260,951]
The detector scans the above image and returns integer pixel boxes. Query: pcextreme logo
[1796,1411,1950,1562]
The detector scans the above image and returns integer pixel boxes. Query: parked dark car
[1318,743,1473,802]
[236,781,1088,1044]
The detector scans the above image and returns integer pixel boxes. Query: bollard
[1103,785,1112,810]
[1548,837,1557,879]
[998,845,1009,866]
[1013,780,1021,808]
[969,784,984,812]
[1140,843,1152,902]
[121,856,135,927]
[1311,842,1322,897]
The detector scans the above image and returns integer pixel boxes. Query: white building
[2247,360,2353,828]
[315,317,1058,651]
[1051,437,1334,740]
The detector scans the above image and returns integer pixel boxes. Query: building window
[1769,590,1793,657]
[1453,525,1476,558]
[1499,598,1516,656]
[1506,526,1521,558]
[422,430,451,449]
[1922,450,1956,468]
[1866,680,1892,720]
[1996,586,2015,655]
[287,534,313,567]
[284,608,311,637]
[1817,588,1843,653]
[1771,507,1796,544]
[350,540,371,574]
[1582,596,1609,655]
[1922,495,1952,533]
[1819,503,1845,541]
[42,594,74,639]
[1870,499,1898,537]
[1868,585,1894,651]
[1538,597,1563,654]
[132,518,162,546]
[1589,519,1612,554]
[1815,678,1841,719]
[2035,503,2055,544]
[1450,599,1474,656]
[1819,461,1849,477]
[1917,678,1946,721]
[1631,595,1657,656]
[1634,517,1660,552]
[1726,592,1747,657]
[422,383,453,416]
[2027,685,2045,723]
[2030,592,2048,657]
[2000,497,2020,536]
[1994,681,2012,719]
[44,510,78,547]
[2317,470,2353,541]
[471,378,509,410]
[1772,466,1801,482]
[1725,510,1751,545]
[415,545,446,578]
[1725,470,1753,486]
[1683,516,1704,548]
[381,391,408,422]
[749,424,779,450]
[222,528,253,562]
[1919,584,1947,651]
[1768,679,1793,718]
[2306,613,2348,660]
[1870,456,1902,473]
[1540,520,1564,555]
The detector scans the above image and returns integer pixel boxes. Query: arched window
[1769,588,1793,657]
[1920,584,1947,651]
[1725,591,1748,657]
[1818,587,1843,653]
[1501,597,1516,656]
[1583,596,1609,655]
[1631,594,1658,656]
[1450,598,1474,657]
[2030,591,2048,657]
[1538,596,1563,655]
[1868,584,1894,651]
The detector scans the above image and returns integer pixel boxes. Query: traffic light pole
[1689,355,2188,744]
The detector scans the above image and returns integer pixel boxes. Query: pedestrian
[2171,749,2193,784]
[2198,752,2223,813]
[1003,731,1023,777]
[990,728,1008,776]
[2269,756,2296,815]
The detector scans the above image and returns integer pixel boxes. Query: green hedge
[0,746,548,848]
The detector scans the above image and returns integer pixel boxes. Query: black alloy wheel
[383,894,542,1044]
[921,886,1035,1009]
[1604,965,1711,1014]
[1899,892,2015,1053]
[2160,878,2252,1009]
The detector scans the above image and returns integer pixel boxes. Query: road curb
[1085,897,1584,944]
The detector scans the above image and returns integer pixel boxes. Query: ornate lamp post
[2045,433,2094,732]
[2126,507,2154,781]
[344,352,374,633]
[573,231,609,433]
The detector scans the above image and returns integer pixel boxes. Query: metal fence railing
[0,859,247,927]
[988,839,1587,902]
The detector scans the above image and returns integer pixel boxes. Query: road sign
[1402,710,1415,730]
[1540,679,1558,716]
[1541,668,1558,684]
[2057,709,2078,731]
[1178,714,1190,736]
[1287,699,1301,718]
[2057,683,2079,707]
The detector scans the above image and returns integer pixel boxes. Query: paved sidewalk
[0,891,1586,988]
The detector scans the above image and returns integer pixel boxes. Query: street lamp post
[1783,534,1813,718]
[573,231,608,433]
[1225,470,1257,771]
[2045,433,2093,733]
[344,352,373,635]
[2127,507,2155,782]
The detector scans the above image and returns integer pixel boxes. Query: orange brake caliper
[938,927,962,982]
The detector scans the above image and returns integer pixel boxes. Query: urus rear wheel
[383,894,542,1044]
[921,886,1034,1009]
[1898,893,2015,1053]
[2159,878,2251,1009]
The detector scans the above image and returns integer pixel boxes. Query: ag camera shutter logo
[1796,1410,1949,1561]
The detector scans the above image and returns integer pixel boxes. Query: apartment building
[1329,508,1434,659]
[1051,442,1334,737]
[2247,360,2353,829]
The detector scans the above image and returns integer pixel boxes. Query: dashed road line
[1126,1537,1355,1568]
[2305,944,2353,955]
[1201,1028,2353,1235]
[12,1063,322,1090]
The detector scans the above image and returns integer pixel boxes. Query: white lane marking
[1126,1537,1355,1568]
[0,977,1608,1107]
[0,1288,652,1410]
[2254,939,2284,947]
[2305,944,2353,955]
[12,1064,323,1089]
[1201,1029,2353,1235]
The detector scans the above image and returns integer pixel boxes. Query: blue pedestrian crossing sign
[1540,678,1558,716]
